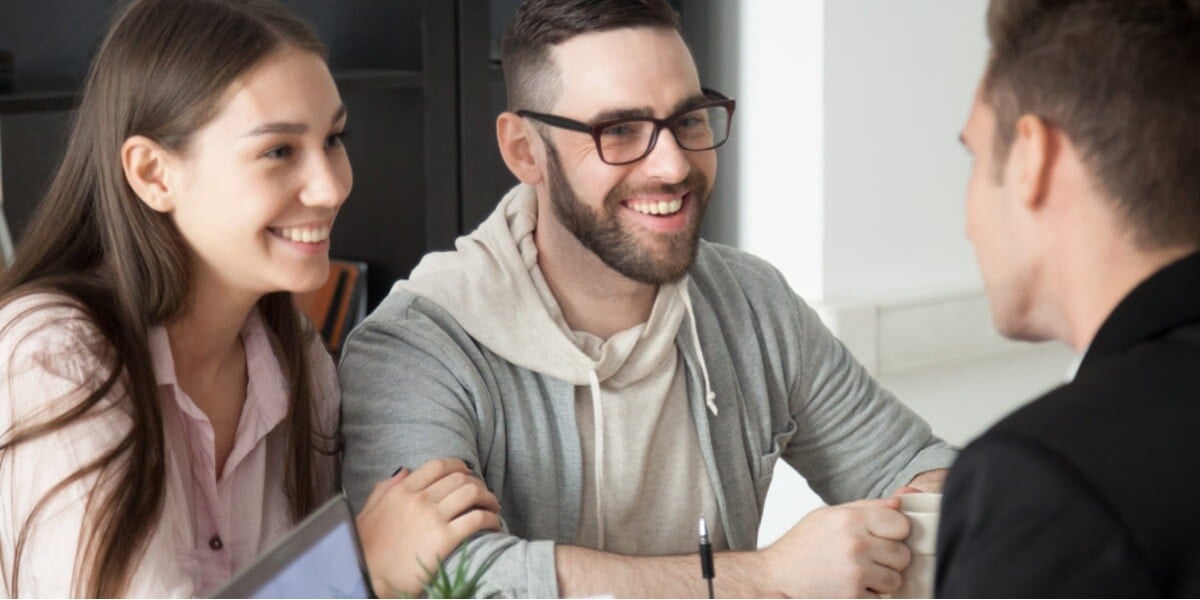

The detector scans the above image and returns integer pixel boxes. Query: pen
[698,517,715,599]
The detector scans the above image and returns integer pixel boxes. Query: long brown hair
[0,0,334,595]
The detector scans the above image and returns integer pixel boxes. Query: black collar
[1080,250,1200,372]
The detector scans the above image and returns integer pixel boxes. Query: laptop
[211,494,373,599]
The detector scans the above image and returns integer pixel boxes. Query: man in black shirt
[938,0,1200,596]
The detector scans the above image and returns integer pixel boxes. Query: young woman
[0,0,499,597]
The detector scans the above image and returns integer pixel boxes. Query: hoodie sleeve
[337,297,559,599]
[781,291,959,502]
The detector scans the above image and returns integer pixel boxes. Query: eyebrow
[241,104,348,137]
[588,92,712,124]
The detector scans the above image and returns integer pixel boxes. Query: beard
[544,142,711,285]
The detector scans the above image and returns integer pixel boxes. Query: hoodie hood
[395,184,692,388]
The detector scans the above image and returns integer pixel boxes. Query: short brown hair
[982,0,1200,249]
[500,0,681,112]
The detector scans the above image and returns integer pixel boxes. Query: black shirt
[937,251,1200,598]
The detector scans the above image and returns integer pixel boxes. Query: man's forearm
[555,545,778,598]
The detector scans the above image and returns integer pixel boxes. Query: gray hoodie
[339,184,958,598]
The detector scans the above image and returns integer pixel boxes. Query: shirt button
[209,535,224,551]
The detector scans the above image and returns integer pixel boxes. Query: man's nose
[638,126,691,183]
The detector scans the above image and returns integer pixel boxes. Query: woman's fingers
[437,478,501,520]
[447,508,503,542]
[355,461,500,600]
[359,468,409,515]
[402,458,472,491]
[422,471,475,504]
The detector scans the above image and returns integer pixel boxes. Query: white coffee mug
[893,493,941,598]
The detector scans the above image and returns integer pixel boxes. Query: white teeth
[275,226,331,243]
[629,198,684,216]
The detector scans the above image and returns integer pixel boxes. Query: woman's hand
[356,458,502,598]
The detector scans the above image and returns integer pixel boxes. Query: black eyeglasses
[516,88,736,166]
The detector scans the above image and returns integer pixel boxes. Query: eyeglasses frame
[515,88,736,166]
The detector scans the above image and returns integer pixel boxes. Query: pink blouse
[0,294,339,597]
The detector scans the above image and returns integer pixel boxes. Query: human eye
[261,144,294,160]
[326,129,349,149]
[676,110,709,129]
[600,122,640,138]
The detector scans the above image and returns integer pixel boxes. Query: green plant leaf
[420,545,497,599]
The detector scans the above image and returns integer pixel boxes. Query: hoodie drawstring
[679,285,719,416]
[588,369,606,550]
[586,283,714,548]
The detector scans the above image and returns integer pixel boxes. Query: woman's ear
[496,112,544,185]
[121,135,175,213]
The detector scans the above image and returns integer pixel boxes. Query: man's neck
[1058,240,1196,352]
[534,216,657,340]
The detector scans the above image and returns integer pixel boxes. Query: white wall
[730,0,989,304]
[735,0,826,300]
[712,0,1080,547]
[822,0,988,303]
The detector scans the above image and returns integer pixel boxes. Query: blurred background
[0,0,1076,546]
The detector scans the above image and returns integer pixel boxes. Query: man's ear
[121,135,176,213]
[1007,114,1055,212]
[496,112,544,185]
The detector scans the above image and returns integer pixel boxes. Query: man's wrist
[906,468,949,493]
[719,548,776,598]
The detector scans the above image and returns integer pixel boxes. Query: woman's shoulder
[0,291,123,423]
[0,291,107,359]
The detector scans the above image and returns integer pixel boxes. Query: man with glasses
[339,0,955,597]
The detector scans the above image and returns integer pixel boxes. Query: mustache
[607,169,710,204]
